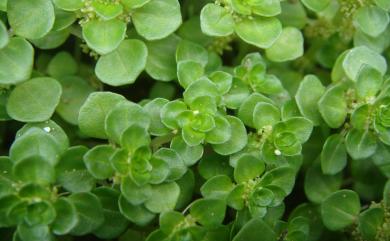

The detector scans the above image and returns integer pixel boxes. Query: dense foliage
[1,0,390,240]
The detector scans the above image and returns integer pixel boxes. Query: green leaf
[295,75,325,125]
[375,0,390,10]
[118,195,155,226]
[0,20,8,49]
[7,77,62,122]
[176,40,209,67]
[92,187,129,239]
[82,19,126,55]
[205,115,232,144]
[29,28,70,50]
[355,65,383,99]
[25,201,56,226]
[144,182,180,213]
[201,175,234,200]
[212,116,248,155]
[224,78,251,109]
[345,129,377,159]
[321,134,347,175]
[96,39,148,86]
[69,192,105,236]
[358,207,384,241]
[233,218,277,241]
[51,197,78,235]
[13,156,55,185]
[153,148,186,181]
[161,100,187,130]
[177,60,204,88]
[304,161,342,203]
[253,102,280,130]
[143,98,170,136]
[78,92,125,139]
[7,0,55,39]
[53,0,83,11]
[16,120,69,155]
[17,223,51,241]
[175,170,195,210]
[265,27,304,62]
[52,9,77,31]
[234,154,265,183]
[56,146,96,193]
[274,117,313,143]
[121,176,152,205]
[200,4,234,37]
[183,77,220,105]
[260,167,296,195]
[83,145,115,180]
[91,1,123,20]
[56,76,94,125]
[10,128,60,165]
[132,0,182,40]
[159,211,185,234]
[371,143,390,178]
[251,0,281,17]
[208,71,233,95]
[120,125,151,154]
[238,93,274,128]
[321,190,361,231]
[342,46,387,81]
[146,34,180,81]
[105,101,151,143]
[353,6,389,37]
[0,37,33,84]
[190,199,226,228]
[234,16,282,49]
[47,51,78,78]
[170,136,203,166]
[301,0,330,12]
[227,184,245,210]
[318,83,348,128]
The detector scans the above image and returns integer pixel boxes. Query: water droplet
[43,127,51,133]
[274,149,282,156]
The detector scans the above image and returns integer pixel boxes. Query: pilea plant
[2,0,390,241]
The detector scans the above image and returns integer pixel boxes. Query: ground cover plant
[1,0,390,240]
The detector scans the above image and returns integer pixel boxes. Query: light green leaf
[176,40,208,67]
[358,207,384,241]
[318,83,348,128]
[143,98,170,136]
[170,136,203,166]
[146,34,180,81]
[342,46,387,81]
[91,1,123,20]
[253,102,280,130]
[238,93,274,128]
[78,92,125,139]
[0,20,8,49]
[295,75,325,125]
[234,16,282,48]
[121,176,152,205]
[321,134,347,175]
[212,116,248,155]
[353,6,389,37]
[83,145,115,180]
[82,19,126,55]
[96,39,148,86]
[7,77,61,122]
[234,154,265,183]
[144,182,180,213]
[13,156,55,185]
[200,175,234,200]
[47,51,77,78]
[301,0,331,12]
[345,129,377,160]
[266,27,303,62]
[375,0,390,11]
[177,60,204,88]
[0,37,34,84]
[105,101,151,143]
[205,115,232,144]
[200,4,234,36]
[132,0,182,40]
[355,65,383,99]
[7,0,55,39]
[53,0,83,11]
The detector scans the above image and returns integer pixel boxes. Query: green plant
[1,0,390,241]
